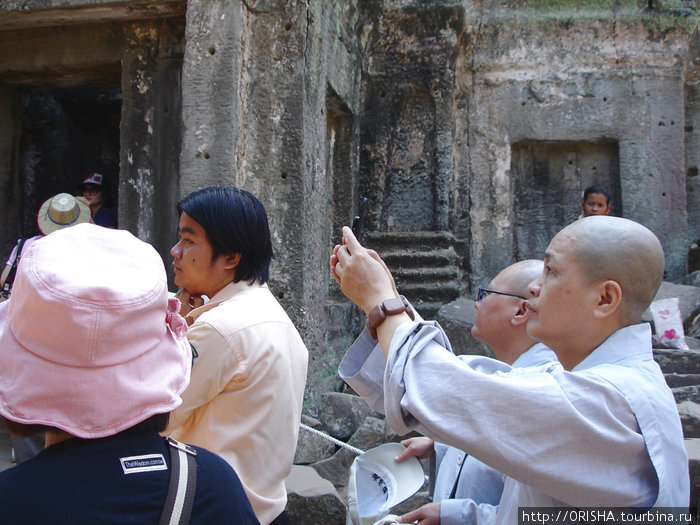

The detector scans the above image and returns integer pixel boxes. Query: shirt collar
[512,342,557,368]
[573,323,653,372]
[185,280,267,324]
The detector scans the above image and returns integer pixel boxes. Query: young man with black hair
[167,186,309,525]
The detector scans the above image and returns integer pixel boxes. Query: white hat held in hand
[346,442,425,525]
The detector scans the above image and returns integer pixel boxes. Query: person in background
[166,186,309,525]
[395,260,556,525]
[0,192,93,464]
[77,172,118,228]
[0,223,258,524]
[580,184,612,217]
[1,193,92,301]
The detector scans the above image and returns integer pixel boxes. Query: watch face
[382,297,407,315]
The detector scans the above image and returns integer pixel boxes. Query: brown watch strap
[366,295,415,340]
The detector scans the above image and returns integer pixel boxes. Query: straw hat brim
[37,194,92,235]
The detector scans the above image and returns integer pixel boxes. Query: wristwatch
[366,295,415,340]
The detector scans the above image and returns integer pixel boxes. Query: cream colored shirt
[167,280,309,525]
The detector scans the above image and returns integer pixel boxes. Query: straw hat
[36,193,91,235]
[0,223,191,438]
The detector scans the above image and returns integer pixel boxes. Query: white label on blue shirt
[120,453,168,474]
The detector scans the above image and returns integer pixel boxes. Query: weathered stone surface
[681,271,700,288]
[654,348,700,374]
[311,450,355,491]
[691,324,700,340]
[666,374,700,389]
[285,465,347,525]
[436,296,494,358]
[347,416,388,454]
[679,402,700,439]
[655,336,700,350]
[318,392,380,441]
[672,385,700,404]
[312,415,388,489]
[295,416,337,465]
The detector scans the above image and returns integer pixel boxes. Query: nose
[170,241,181,259]
[528,276,541,297]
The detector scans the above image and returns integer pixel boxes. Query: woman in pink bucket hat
[0,223,258,524]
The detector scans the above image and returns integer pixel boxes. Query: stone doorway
[16,87,121,237]
[511,140,621,261]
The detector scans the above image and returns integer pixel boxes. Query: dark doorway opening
[18,87,121,236]
[511,140,621,262]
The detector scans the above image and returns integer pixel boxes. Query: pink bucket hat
[0,223,191,438]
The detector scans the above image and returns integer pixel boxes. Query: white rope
[299,423,365,455]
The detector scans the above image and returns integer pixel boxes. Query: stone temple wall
[0,0,697,411]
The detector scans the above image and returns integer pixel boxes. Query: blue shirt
[93,206,118,228]
[0,429,259,524]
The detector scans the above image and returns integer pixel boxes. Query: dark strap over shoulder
[2,238,26,298]
[159,437,198,525]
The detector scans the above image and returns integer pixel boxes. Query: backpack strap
[2,238,26,298]
[159,437,198,525]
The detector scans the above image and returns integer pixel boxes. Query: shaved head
[473,259,544,363]
[495,259,543,298]
[555,216,664,325]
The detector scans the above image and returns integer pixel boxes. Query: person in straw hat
[0,223,259,524]
[0,192,93,462]
[1,192,92,299]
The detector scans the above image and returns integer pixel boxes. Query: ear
[222,252,241,271]
[510,299,529,327]
[593,280,622,319]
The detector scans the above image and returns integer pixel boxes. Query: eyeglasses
[476,288,528,303]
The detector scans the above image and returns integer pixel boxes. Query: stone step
[409,299,450,319]
[361,230,464,316]
[393,265,461,281]
[679,402,700,438]
[396,281,463,304]
[672,385,700,404]
[665,374,700,388]
[382,248,458,268]
[654,348,700,374]
[364,231,457,252]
